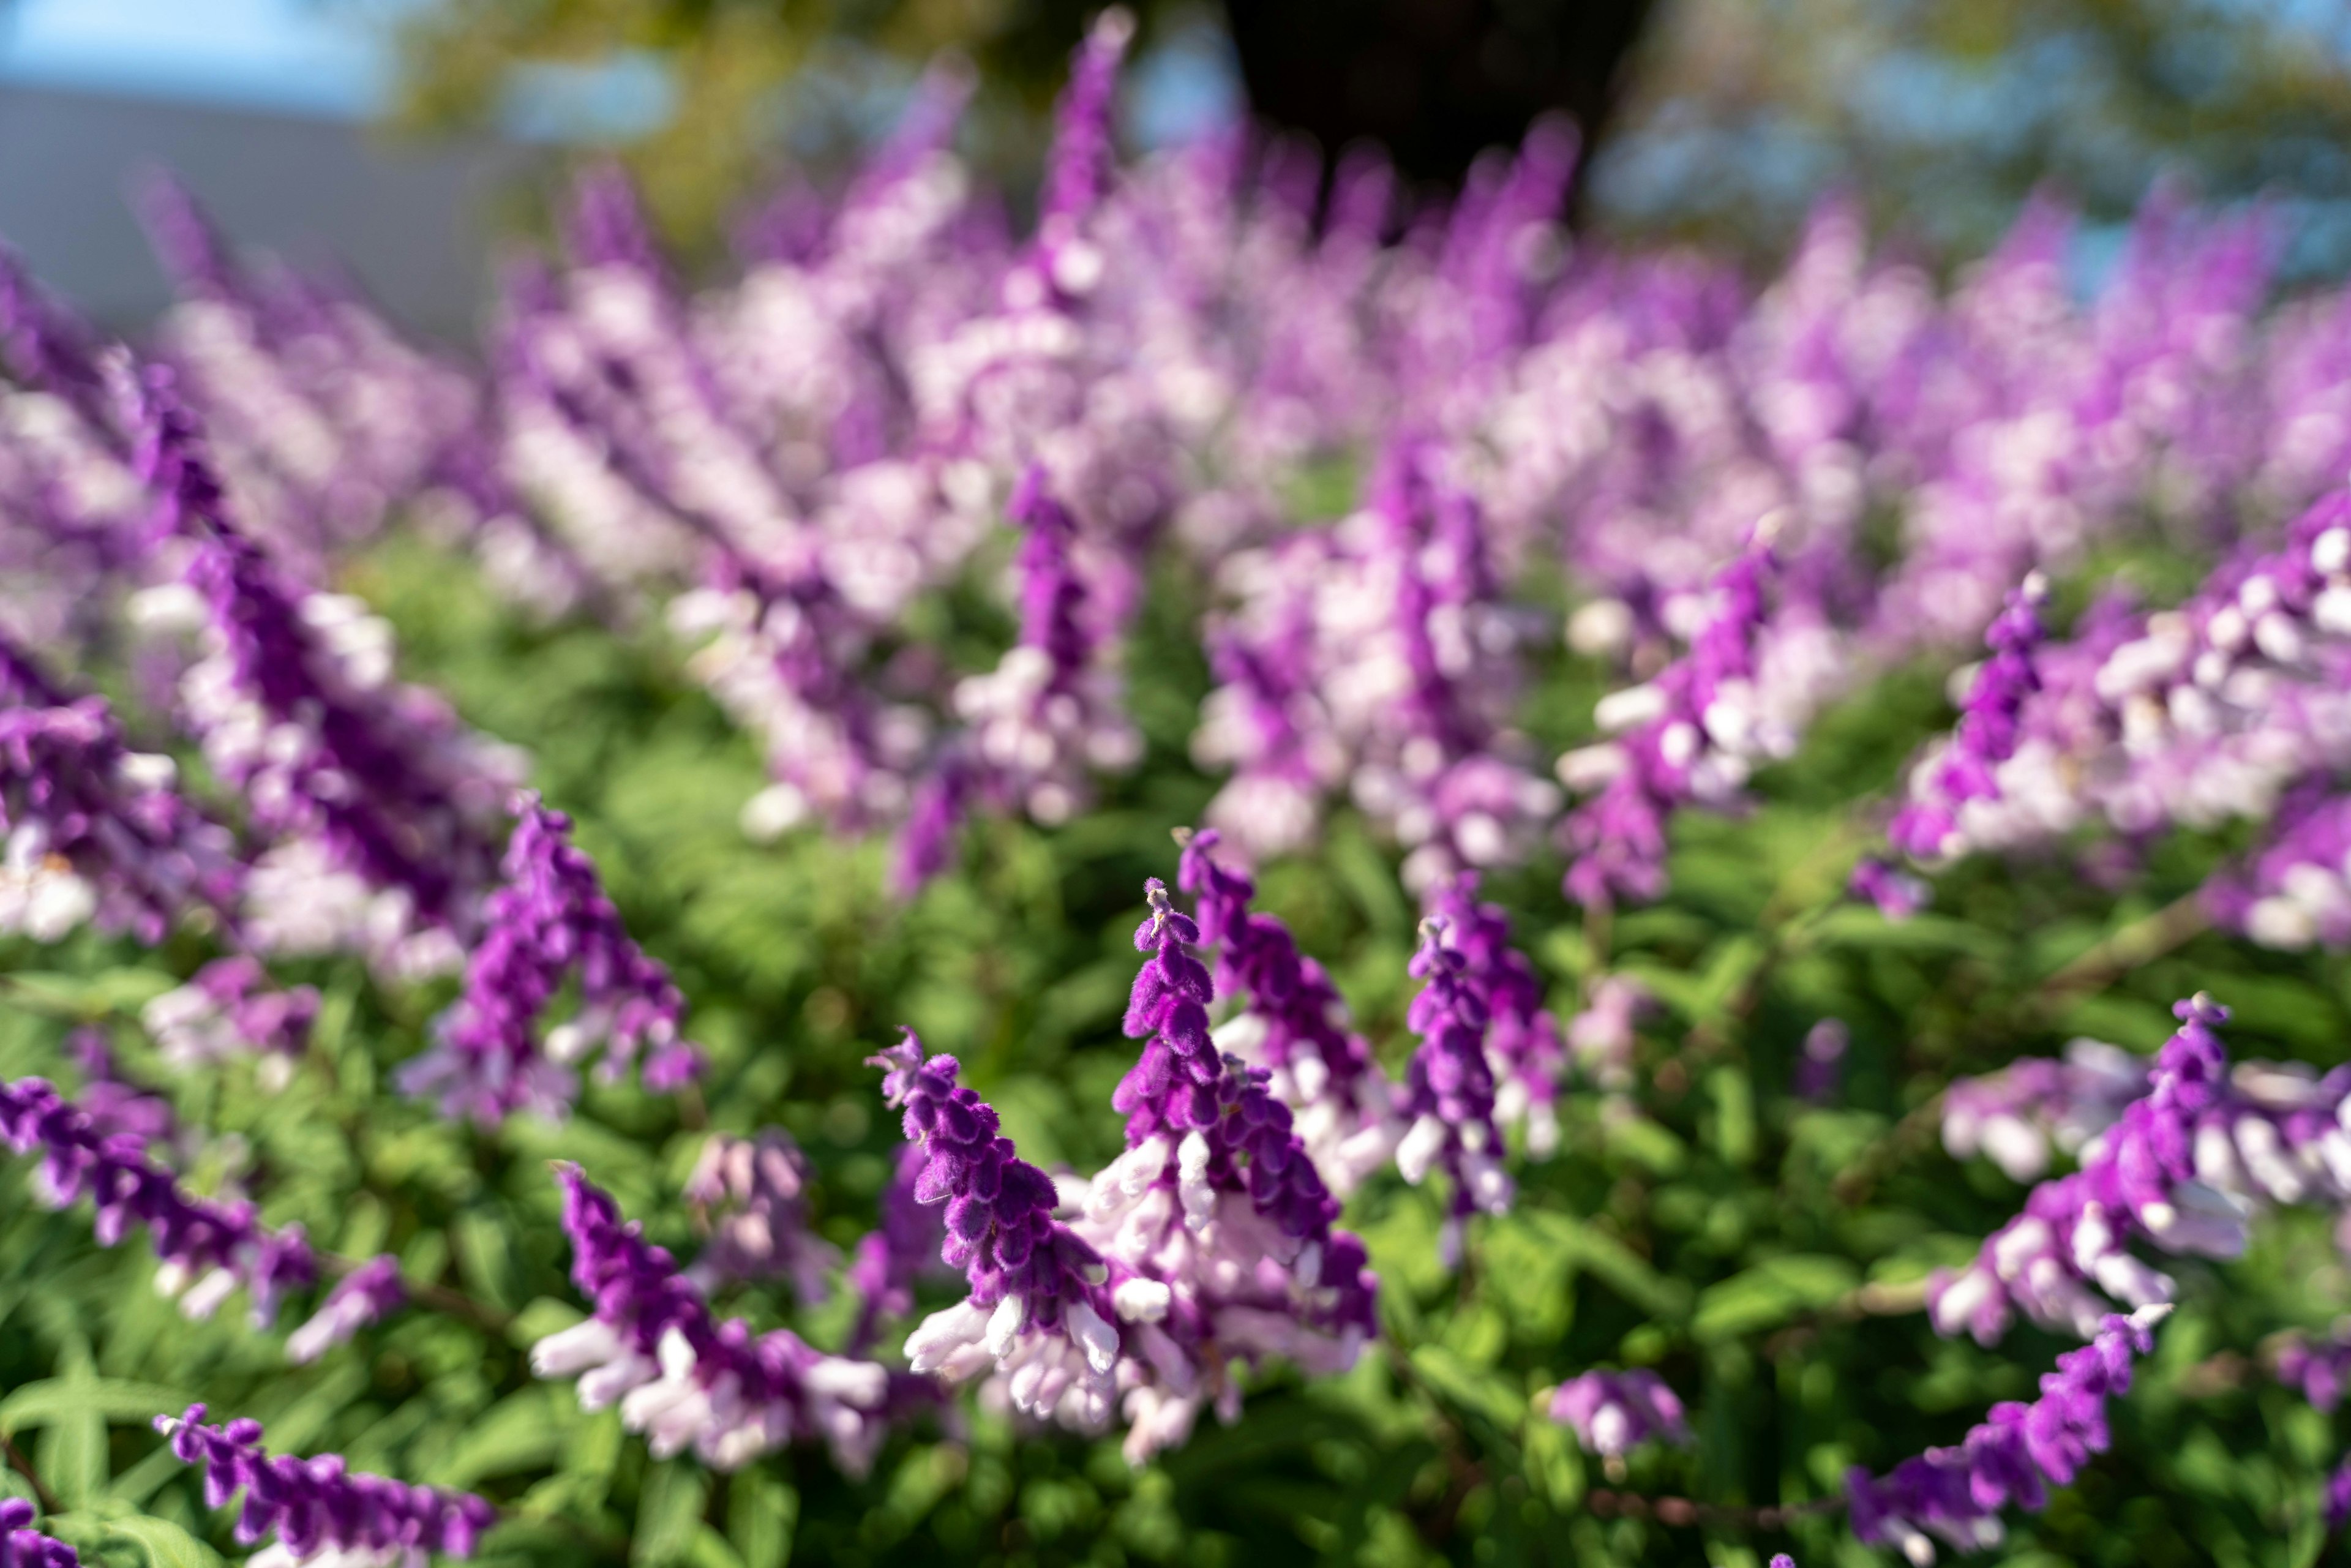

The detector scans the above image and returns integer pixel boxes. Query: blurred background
[2,0,2349,340]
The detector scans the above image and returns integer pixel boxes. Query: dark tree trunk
[1219,0,1655,208]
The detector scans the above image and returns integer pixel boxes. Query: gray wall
[0,83,529,342]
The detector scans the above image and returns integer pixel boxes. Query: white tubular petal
[985,1294,1028,1359]
[905,1300,988,1374]
[1065,1297,1119,1375]
[1395,1114,1447,1184]
[1112,1277,1172,1323]
[804,1357,890,1407]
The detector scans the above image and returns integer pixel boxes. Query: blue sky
[0,0,399,118]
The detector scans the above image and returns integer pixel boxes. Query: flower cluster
[0,1501,75,1568]
[141,956,320,1081]
[682,1129,841,1300]
[1176,827,1398,1194]
[1889,574,2050,861]
[154,1403,493,1568]
[0,1075,315,1325]
[1,639,238,943]
[876,1033,1125,1429]
[285,1255,406,1365]
[1848,1305,2170,1564]
[1423,874,1565,1155]
[1396,914,1514,1264]
[1937,996,2351,1346]
[533,1165,912,1474]
[1547,1369,1693,1457]
[1941,1037,2150,1183]
[121,364,522,975]
[1070,877,1378,1459]
[399,794,700,1123]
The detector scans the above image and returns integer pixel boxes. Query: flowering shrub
[7,13,2351,1567]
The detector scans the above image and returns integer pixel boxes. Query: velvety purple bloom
[0,1075,315,1326]
[1176,827,1399,1193]
[399,794,700,1125]
[534,1166,915,1475]
[1424,874,1565,1155]
[1397,913,1513,1264]
[1848,1305,2169,1563]
[286,1255,406,1365]
[1031,8,1136,295]
[0,1498,79,1568]
[1891,574,2049,860]
[2206,782,2351,950]
[67,1029,176,1146]
[874,1030,1126,1430]
[1548,1368,1692,1456]
[936,467,1139,855]
[2328,1458,2351,1532]
[1069,874,1378,1458]
[683,1130,841,1302]
[154,1403,495,1567]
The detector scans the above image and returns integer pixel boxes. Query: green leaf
[36,1406,105,1510]
[1692,1255,1860,1341]
[0,1379,192,1431]
[430,1387,568,1489]
[633,1460,709,1568]
[104,1514,227,1568]
[727,1468,795,1568]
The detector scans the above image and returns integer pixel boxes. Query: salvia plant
[10,9,2351,1566]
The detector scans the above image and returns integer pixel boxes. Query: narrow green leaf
[727,1469,795,1568]
[633,1460,709,1568]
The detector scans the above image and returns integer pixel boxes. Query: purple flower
[0,639,240,945]
[1891,574,2049,861]
[285,1256,405,1365]
[2273,1326,2351,1414]
[0,1076,315,1326]
[154,1403,495,1564]
[1547,1369,1692,1456]
[1942,1039,2149,1183]
[682,1130,842,1302]
[1565,974,1651,1092]
[872,1030,1125,1429]
[399,794,700,1125]
[142,957,320,1082]
[1423,875,1565,1155]
[1850,857,1929,921]
[843,1144,949,1357]
[1848,1305,2169,1563]
[534,1166,917,1475]
[937,467,1139,848]
[1796,1018,1850,1103]
[1397,914,1514,1264]
[1032,8,1136,296]
[2329,1457,2351,1532]
[1067,874,1378,1459]
[0,1498,79,1568]
[120,363,519,973]
[1558,527,1783,908]
[1929,996,2239,1345]
[1175,828,1400,1193]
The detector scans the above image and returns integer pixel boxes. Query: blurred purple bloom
[154,1402,494,1563]
[0,1075,315,1326]
[1548,1368,1692,1457]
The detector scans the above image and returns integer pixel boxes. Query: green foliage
[6,528,2351,1568]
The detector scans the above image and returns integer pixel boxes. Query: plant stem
[2029,890,2211,1016]
[1,1430,61,1518]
